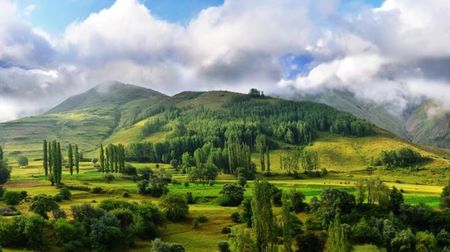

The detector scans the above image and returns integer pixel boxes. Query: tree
[281,193,301,252]
[219,184,244,206]
[391,229,416,252]
[416,231,437,252]
[290,188,307,213]
[100,144,105,173]
[29,194,60,219]
[441,180,450,208]
[0,146,3,160]
[255,134,267,172]
[241,198,253,227]
[17,156,28,167]
[43,140,48,176]
[3,190,26,205]
[327,214,351,252]
[159,194,189,222]
[230,227,255,252]
[68,144,74,176]
[355,179,366,205]
[0,160,10,184]
[75,145,80,175]
[390,187,404,214]
[252,180,276,252]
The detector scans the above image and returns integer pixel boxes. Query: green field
[1,159,446,251]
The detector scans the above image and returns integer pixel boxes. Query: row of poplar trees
[43,140,80,186]
[99,144,125,173]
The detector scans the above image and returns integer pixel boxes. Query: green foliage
[252,180,276,251]
[0,161,10,185]
[58,187,72,200]
[159,194,189,222]
[391,229,416,252]
[390,187,404,213]
[290,188,307,213]
[29,194,60,219]
[219,184,244,207]
[151,238,185,252]
[350,218,381,245]
[218,241,230,252]
[136,202,166,239]
[296,231,327,252]
[54,219,88,252]
[416,231,437,252]
[441,180,450,208]
[327,215,351,252]
[98,199,138,212]
[230,227,255,252]
[3,190,26,205]
[241,198,253,227]
[0,215,48,251]
[375,147,425,168]
[17,156,28,167]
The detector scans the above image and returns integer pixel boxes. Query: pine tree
[43,140,48,176]
[252,180,276,252]
[75,145,79,175]
[68,144,73,176]
[100,144,105,173]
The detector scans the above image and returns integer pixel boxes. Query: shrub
[89,214,125,251]
[59,187,72,200]
[54,219,88,252]
[71,204,106,224]
[53,194,63,202]
[192,218,200,229]
[290,189,307,213]
[0,215,48,250]
[104,174,115,183]
[99,199,138,212]
[218,241,231,252]
[52,208,67,219]
[65,185,90,191]
[186,192,195,204]
[91,187,105,194]
[0,161,10,184]
[219,184,244,207]
[3,191,26,205]
[230,212,241,223]
[159,194,189,222]
[0,186,4,198]
[122,165,137,176]
[29,194,60,219]
[222,227,231,234]
[296,231,327,252]
[196,215,208,223]
[151,238,185,252]
[17,156,28,167]
[122,192,130,198]
[350,217,382,245]
[136,202,166,239]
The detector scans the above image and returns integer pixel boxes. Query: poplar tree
[0,146,3,160]
[256,134,266,172]
[68,144,73,176]
[43,140,48,176]
[100,144,105,173]
[75,145,79,175]
[328,214,351,252]
[266,147,270,174]
[105,147,110,173]
[48,142,53,175]
[252,180,276,252]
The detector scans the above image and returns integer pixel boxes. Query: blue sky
[17,0,224,34]
[17,0,383,34]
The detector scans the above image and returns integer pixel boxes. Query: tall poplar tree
[43,140,48,176]
[48,142,53,175]
[68,144,73,176]
[105,147,110,173]
[0,146,3,160]
[100,144,105,173]
[328,214,351,252]
[266,147,270,174]
[75,145,79,175]
[252,180,276,252]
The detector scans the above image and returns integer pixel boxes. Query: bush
[159,194,189,222]
[89,214,125,251]
[52,208,67,219]
[65,185,90,191]
[105,174,115,183]
[0,215,48,251]
[53,194,64,202]
[0,186,4,198]
[17,156,29,167]
[59,187,72,200]
[0,161,10,184]
[192,218,200,229]
[3,191,26,205]
[296,231,327,252]
[222,227,231,234]
[151,238,185,252]
[219,184,244,207]
[136,202,166,239]
[54,219,88,252]
[122,192,130,198]
[99,199,138,212]
[91,187,105,194]
[186,192,195,204]
[29,194,60,219]
[196,215,208,223]
[350,217,381,245]
[230,212,242,223]
[218,241,231,252]
[122,165,137,176]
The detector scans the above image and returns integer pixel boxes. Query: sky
[1,0,450,122]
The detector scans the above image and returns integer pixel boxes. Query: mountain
[0,82,168,157]
[295,90,450,149]
[0,82,447,171]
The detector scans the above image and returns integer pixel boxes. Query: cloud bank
[0,0,449,121]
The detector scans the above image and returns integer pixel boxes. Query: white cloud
[0,0,450,122]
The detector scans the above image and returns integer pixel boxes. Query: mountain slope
[0,82,167,157]
[295,90,450,149]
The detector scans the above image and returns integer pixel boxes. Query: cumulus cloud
[0,0,449,122]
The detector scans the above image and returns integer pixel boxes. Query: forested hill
[0,82,390,159]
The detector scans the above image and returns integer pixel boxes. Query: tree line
[43,140,80,186]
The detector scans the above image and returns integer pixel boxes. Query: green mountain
[0,82,447,171]
[0,82,167,157]
[296,90,450,149]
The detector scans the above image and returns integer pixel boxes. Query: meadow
[1,158,446,251]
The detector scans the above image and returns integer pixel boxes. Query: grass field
[1,158,447,251]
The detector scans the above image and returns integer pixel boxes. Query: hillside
[296,90,450,149]
[0,82,168,157]
[0,82,447,172]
